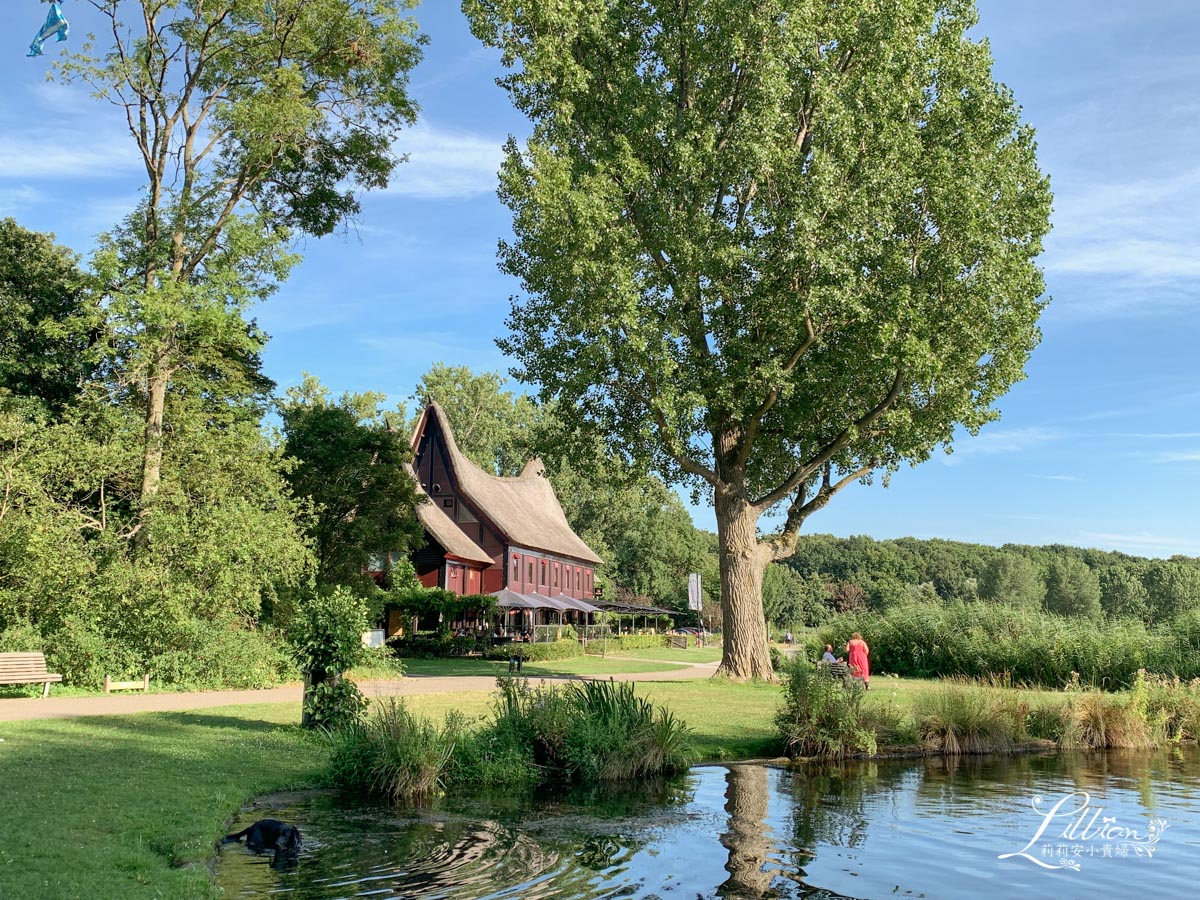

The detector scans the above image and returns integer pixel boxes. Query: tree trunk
[139,365,169,505]
[714,489,775,681]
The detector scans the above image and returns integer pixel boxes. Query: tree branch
[753,367,905,510]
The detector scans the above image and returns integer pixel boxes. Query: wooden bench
[0,652,63,698]
[104,674,150,694]
[819,660,851,681]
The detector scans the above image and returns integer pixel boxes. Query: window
[528,561,534,584]
[442,498,454,508]
[553,564,559,589]
[511,556,519,583]
[541,560,548,586]
[432,482,442,493]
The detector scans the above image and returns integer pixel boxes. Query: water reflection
[216,749,1200,899]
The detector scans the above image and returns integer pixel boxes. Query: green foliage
[1044,556,1102,618]
[467,0,1052,679]
[281,375,424,590]
[1099,565,1150,620]
[483,639,582,662]
[327,697,454,803]
[0,219,98,417]
[775,658,876,759]
[762,564,829,627]
[819,601,1200,688]
[290,586,370,729]
[290,587,369,676]
[388,586,497,626]
[1143,560,1200,623]
[978,554,1045,608]
[912,682,1023,754]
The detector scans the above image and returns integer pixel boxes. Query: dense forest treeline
[767,534,1200,627]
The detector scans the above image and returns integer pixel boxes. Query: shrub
[1061,692,1152,749]
[1128,669,1200,743]
[775,658,876,759]
[483,639,582,662]
[327,698,454,803]
[912,682,1018,755]
[289,587,370,730]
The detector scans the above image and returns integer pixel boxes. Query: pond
[215,749,1200,899]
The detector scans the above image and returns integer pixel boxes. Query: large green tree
[465,0,1052,677]
[0,220,98,417]
[60,0,424,527]
[281,375,424,591]
[979,554,1045,608]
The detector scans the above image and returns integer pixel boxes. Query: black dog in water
[224,819,302,867]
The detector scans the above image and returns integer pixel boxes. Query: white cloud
[385,122,504,199]
[1045,165,1200,316]
[0,136,138,178]
[1153,450,1200,464]
[1081,531,1200,557]
[0,185,41,213]
[1034,474,1082,482]
[942,426,1060,464]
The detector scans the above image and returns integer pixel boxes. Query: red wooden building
[409,403,602,600]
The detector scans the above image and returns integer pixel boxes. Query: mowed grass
[391,656,689,678]
[600,646,724,664]
[0,703,325,900]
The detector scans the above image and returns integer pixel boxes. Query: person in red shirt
[846,632,870,689]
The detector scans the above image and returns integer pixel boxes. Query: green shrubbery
[912,681,1026,755]
[289,587,370,730]
[482,639,583,662]
[328,676,696,803]
[818,602,1200,688]
[327,698,455,803]
[775,658,877,759]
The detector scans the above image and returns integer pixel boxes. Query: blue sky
[2,1,1199,557]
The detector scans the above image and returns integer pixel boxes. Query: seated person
[821,644,842,664]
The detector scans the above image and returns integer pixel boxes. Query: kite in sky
[29,2,70,58]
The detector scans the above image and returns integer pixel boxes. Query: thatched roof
[414,403,603,565]
[414,491,493,566]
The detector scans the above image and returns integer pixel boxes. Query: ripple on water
[216,749,1200,900]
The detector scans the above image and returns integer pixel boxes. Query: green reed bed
[328,675,698,803]
[778,663,1200,759]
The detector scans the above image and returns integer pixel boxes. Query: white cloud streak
[941,426,1061,464]
[386,122,504,199]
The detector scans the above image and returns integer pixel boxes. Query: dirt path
[0,660,721,723]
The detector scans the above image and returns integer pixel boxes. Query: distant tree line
[763,533,1200,628]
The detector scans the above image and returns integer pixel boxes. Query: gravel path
[0,659,720,722]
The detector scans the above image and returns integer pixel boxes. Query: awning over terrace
[592,600,677,617]
[490,588,541,609]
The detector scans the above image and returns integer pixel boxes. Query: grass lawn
[390,655,689,678]
[0,703,324,899]
[597,646,724,664]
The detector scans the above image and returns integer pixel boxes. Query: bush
[327,698,454,803]
[912,682,1019,755]
[817,602,1200,688]
[483,640,582,662]
[775,658,876,759]
[1061,692,1152,749]
[289,587,370,730]
[151,619,294,690]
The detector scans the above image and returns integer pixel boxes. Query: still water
[215,750,1200,899]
